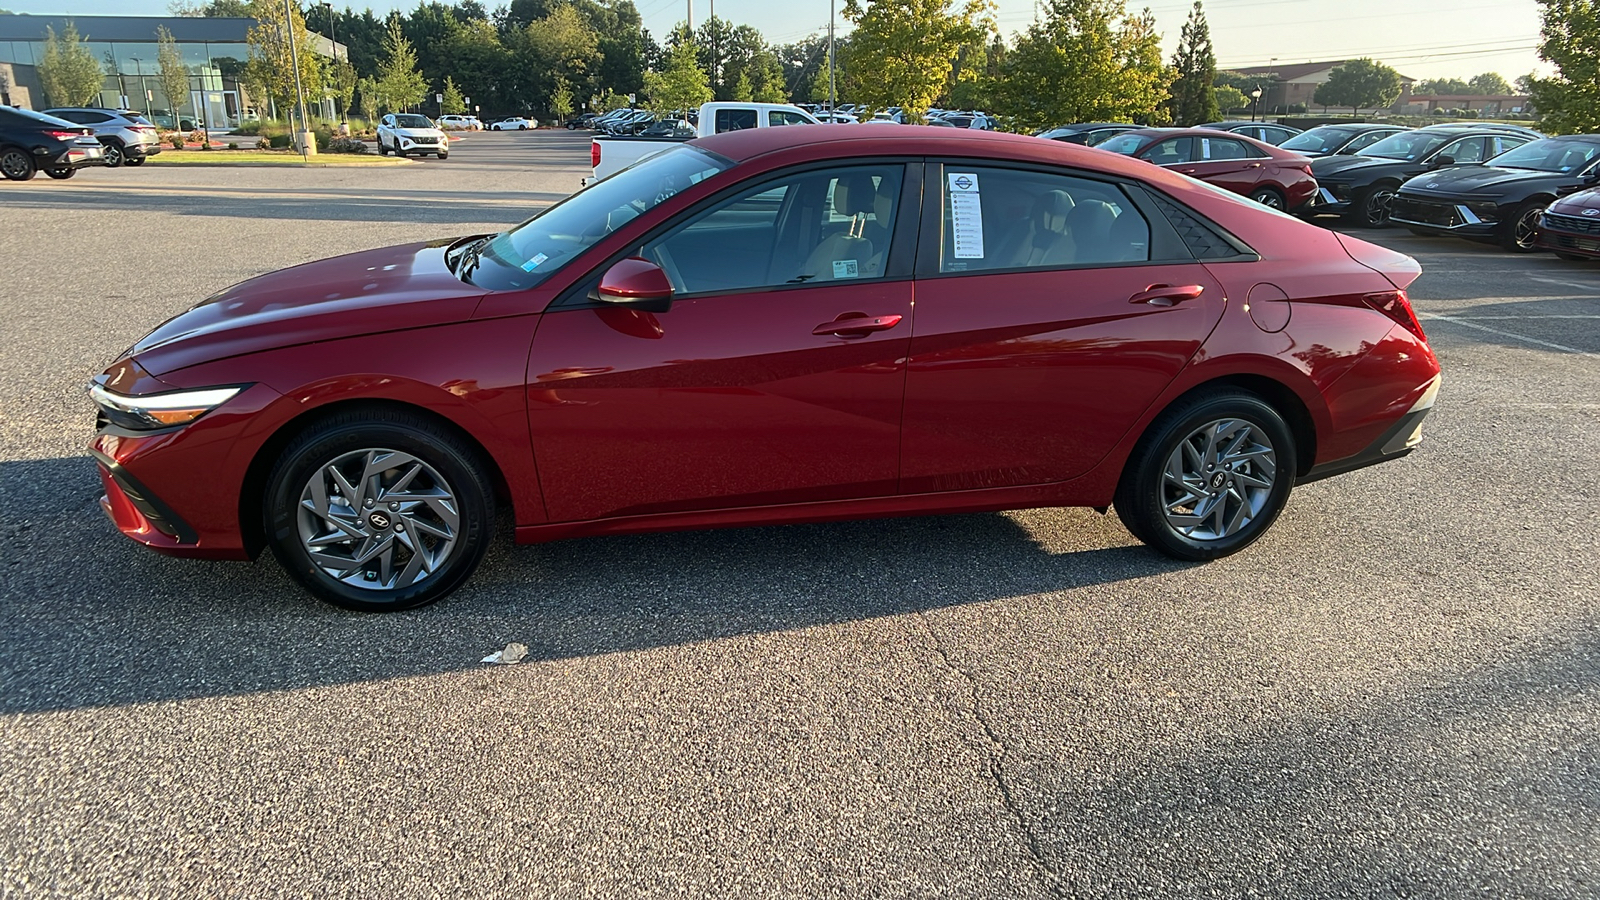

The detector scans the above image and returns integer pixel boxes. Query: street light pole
[828,0,835,111]
[322,1,345,127]
[129,57,150,120]
[284,0,312,157]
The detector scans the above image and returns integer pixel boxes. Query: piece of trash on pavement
[481,642,529,665]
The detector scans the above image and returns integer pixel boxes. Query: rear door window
[766,110,812,127]
[1145,138,1195,165]
[714,108,757,133]
[1200,138,1250,161]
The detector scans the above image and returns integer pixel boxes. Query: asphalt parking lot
[2,131,1598,898]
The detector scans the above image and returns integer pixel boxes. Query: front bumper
[1302,184,1353,215]
[1537,210,1600,259]
[1389,195,1501,237]
[395,135,447,153]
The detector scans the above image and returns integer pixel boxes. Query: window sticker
[947,172,985,259]
[832,259,860,279]
[521,252,549,272]
[1201,137,1211,158]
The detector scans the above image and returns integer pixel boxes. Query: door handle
[813,314,903,337]
[1129,284,1204,307]
[1179,167,1198,174]
[1246,162,1262,168]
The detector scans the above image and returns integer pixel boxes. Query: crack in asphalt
[914,610,1065,899]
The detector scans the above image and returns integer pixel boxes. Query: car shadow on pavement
[0,454,1182,715]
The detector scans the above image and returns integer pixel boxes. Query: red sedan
[89,128,1439,611]
[1096,127,1319,210]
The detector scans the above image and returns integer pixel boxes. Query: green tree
[357,75,381,120]
[37,23,105,108]
[1414,77,1473,95]
[441,75,466,114]
[1528,0,1600,133]
[245,0,326,123]
[155,25,192,126]
[1515,72,1536,93]
[330,59,357,122]
[842,0,992,123]
[594,88,631,113]
[376,15,427,111]
[550,78,574,120]
[169,0,252,15]
[1312,57,1403,114]
[1213,84,1247,112]
[991,0,1170,132]
[1467,71,1512,94]
[643,39,712,118]
[508,4,600,113]
[1168,1,1217,125]
[729,70,753,101]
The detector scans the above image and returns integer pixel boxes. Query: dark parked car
[0,106,104,181]
[1035,123,1142,146]
[1390,135,1600,251]
[42,107,162,167]
[89,128,1440,611]
[1304,123,1543,227]
[1277,123,1407,158]
[1200,121,1303,145]
[1095,127,1318,209]
[564,113,598,130]
[1537,186,1600,260]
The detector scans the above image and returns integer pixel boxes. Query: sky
[8,0,1548,82]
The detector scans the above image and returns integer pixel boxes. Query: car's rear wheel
[1499,200,1546,253]
[45,166,75,179]
[1115,391,1295,562]
[1248,186,1286,210]
[376,138,388,156]
[125,157,145,167]
[264,409,495,611]
[102,142,124,168]
[1348,184,1395,228]
[1,147,35,181]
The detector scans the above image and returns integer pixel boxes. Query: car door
[527,162,919,522]
[898,162,1227,494]
[1435,135,1490,166]
[1342,129,1394,154]
[1180,136,1264,194]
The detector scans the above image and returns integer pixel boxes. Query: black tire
[101,141,125,168]
[45,166,75,179]
[436,151,447,159]
[1555,252,1591,262]
[263,408,496,611]
[125,157,145,167]
[377,138,388,156]
[1,146,35,181]
[1346,183,1396,228]
[1499,200,1546,253]
[1248,186,1286,210]
[1114,390,1297,562]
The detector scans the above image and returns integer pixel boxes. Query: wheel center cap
[1210,473,1226,489]
[368,512,391,530]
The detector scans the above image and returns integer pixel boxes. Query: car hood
[1311,155,1405,180]
[1400,165,1561,196]
[129,239,492,376]
[392,127,446,139]
[1549,186,1600,214]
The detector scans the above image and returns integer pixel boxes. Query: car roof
[1417,122,1543,136]
[1042,123,1136,132]
[1202,121,1295,129]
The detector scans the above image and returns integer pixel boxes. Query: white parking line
[1531,275,1600,292]
[1440,314,1600,319]
[1420,312,1600,357]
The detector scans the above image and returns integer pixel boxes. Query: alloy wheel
[1514,206,1541,250]
[296,448,460,591]
[103,144,123,168]
[1250,189,1285,210]
[1363,188,1393,226]
[1,148,33,180]
[1160,418,1278,541]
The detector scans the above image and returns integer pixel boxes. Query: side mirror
[597,257,674,313]
[1429,155,1455,169]
[1584,168,1600,185]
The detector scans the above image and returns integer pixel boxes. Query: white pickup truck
[587,102,819,184]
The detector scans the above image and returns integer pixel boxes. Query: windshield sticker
[948,172,985,259]
[832,259,859,279]
[521,252,549,272]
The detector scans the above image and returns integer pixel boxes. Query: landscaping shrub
[256,138,270,150]
[326,136,369,154]
[268,134,292,149]
[228,141,239,150]
[168,134,184,149]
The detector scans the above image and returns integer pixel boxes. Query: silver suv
[41,108,162,168]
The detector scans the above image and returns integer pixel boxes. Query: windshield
[1357,131,1447,161]
[394,114,433,129]
[459,144,730,291]
[1280,126,1358,155]
[1097,133,1152,155]
[1488,138,1600,172]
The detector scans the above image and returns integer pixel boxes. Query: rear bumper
[1300,373,1440,484]
[126,143,161,158]
[46,144,105,169]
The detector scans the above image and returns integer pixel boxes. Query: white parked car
[436,115,479,130]
[376,113,449,158]
[815,111,859,124]
[490,117,536,131]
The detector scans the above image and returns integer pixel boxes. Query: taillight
[590,141,600,168]
[46,130,83,140]
[1364,290,1426,340]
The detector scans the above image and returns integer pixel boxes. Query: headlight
[1466,201,1501,221]
[89,382,244,430]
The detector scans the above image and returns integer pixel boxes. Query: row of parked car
[1043,118,1600,260]
[0,105,165,180]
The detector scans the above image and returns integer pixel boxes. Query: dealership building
[0,14,342,128]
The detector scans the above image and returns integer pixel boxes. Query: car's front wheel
[1,147,35,181]
[125,157,145,167]
[1499,200,1546,253]
[1115,391,1296,561]
[264,409,496,611]
[436,151,448,159]
[1348,184,1395,228]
